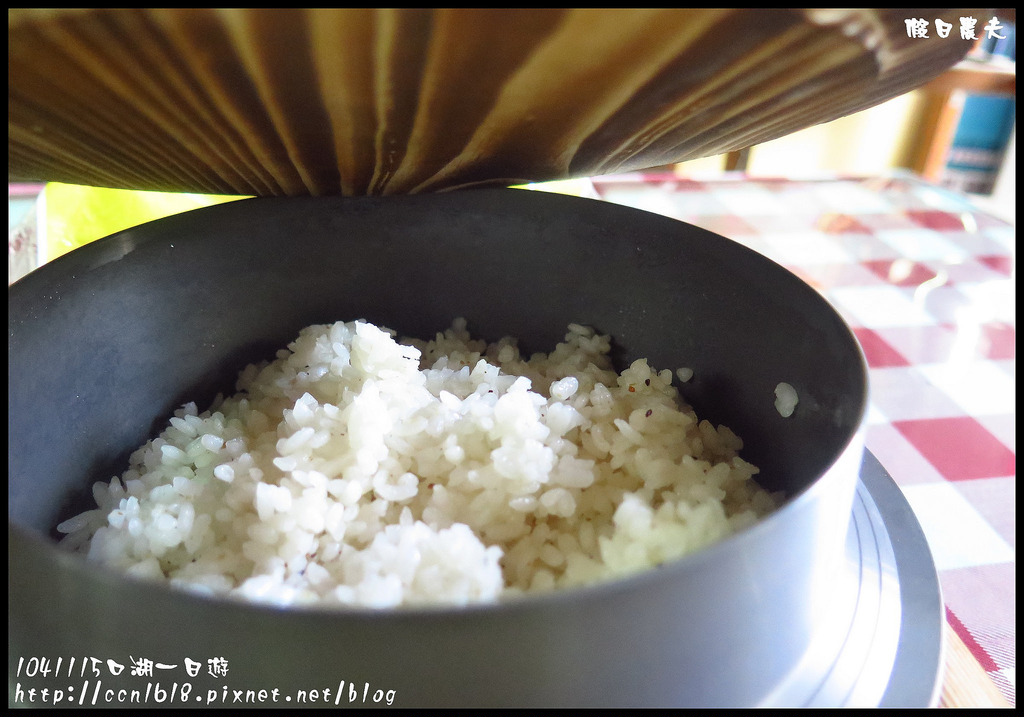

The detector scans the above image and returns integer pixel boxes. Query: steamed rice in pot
[57,319,779,608]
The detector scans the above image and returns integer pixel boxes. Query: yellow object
[517,178,599,198]
[41,182,246,262]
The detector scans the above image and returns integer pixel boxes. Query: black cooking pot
[8,188,867,707]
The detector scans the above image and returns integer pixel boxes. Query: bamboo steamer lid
[8,8,975,196]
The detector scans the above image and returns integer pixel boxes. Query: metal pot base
[763,449,943,708]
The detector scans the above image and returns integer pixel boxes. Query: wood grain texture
[939,620,1013,708]
[8,9,975,196]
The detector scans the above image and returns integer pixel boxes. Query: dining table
[7,168,1015,707]
[585,169,1015,708]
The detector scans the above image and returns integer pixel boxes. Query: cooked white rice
[57,318,779,608]
[774,382,799,418]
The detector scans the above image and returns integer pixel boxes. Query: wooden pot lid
[8,9,975,196]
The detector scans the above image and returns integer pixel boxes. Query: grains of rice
[774,382,799,418]
[57,318,780,608]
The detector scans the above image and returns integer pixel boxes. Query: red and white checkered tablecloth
[590,170,1015,707]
